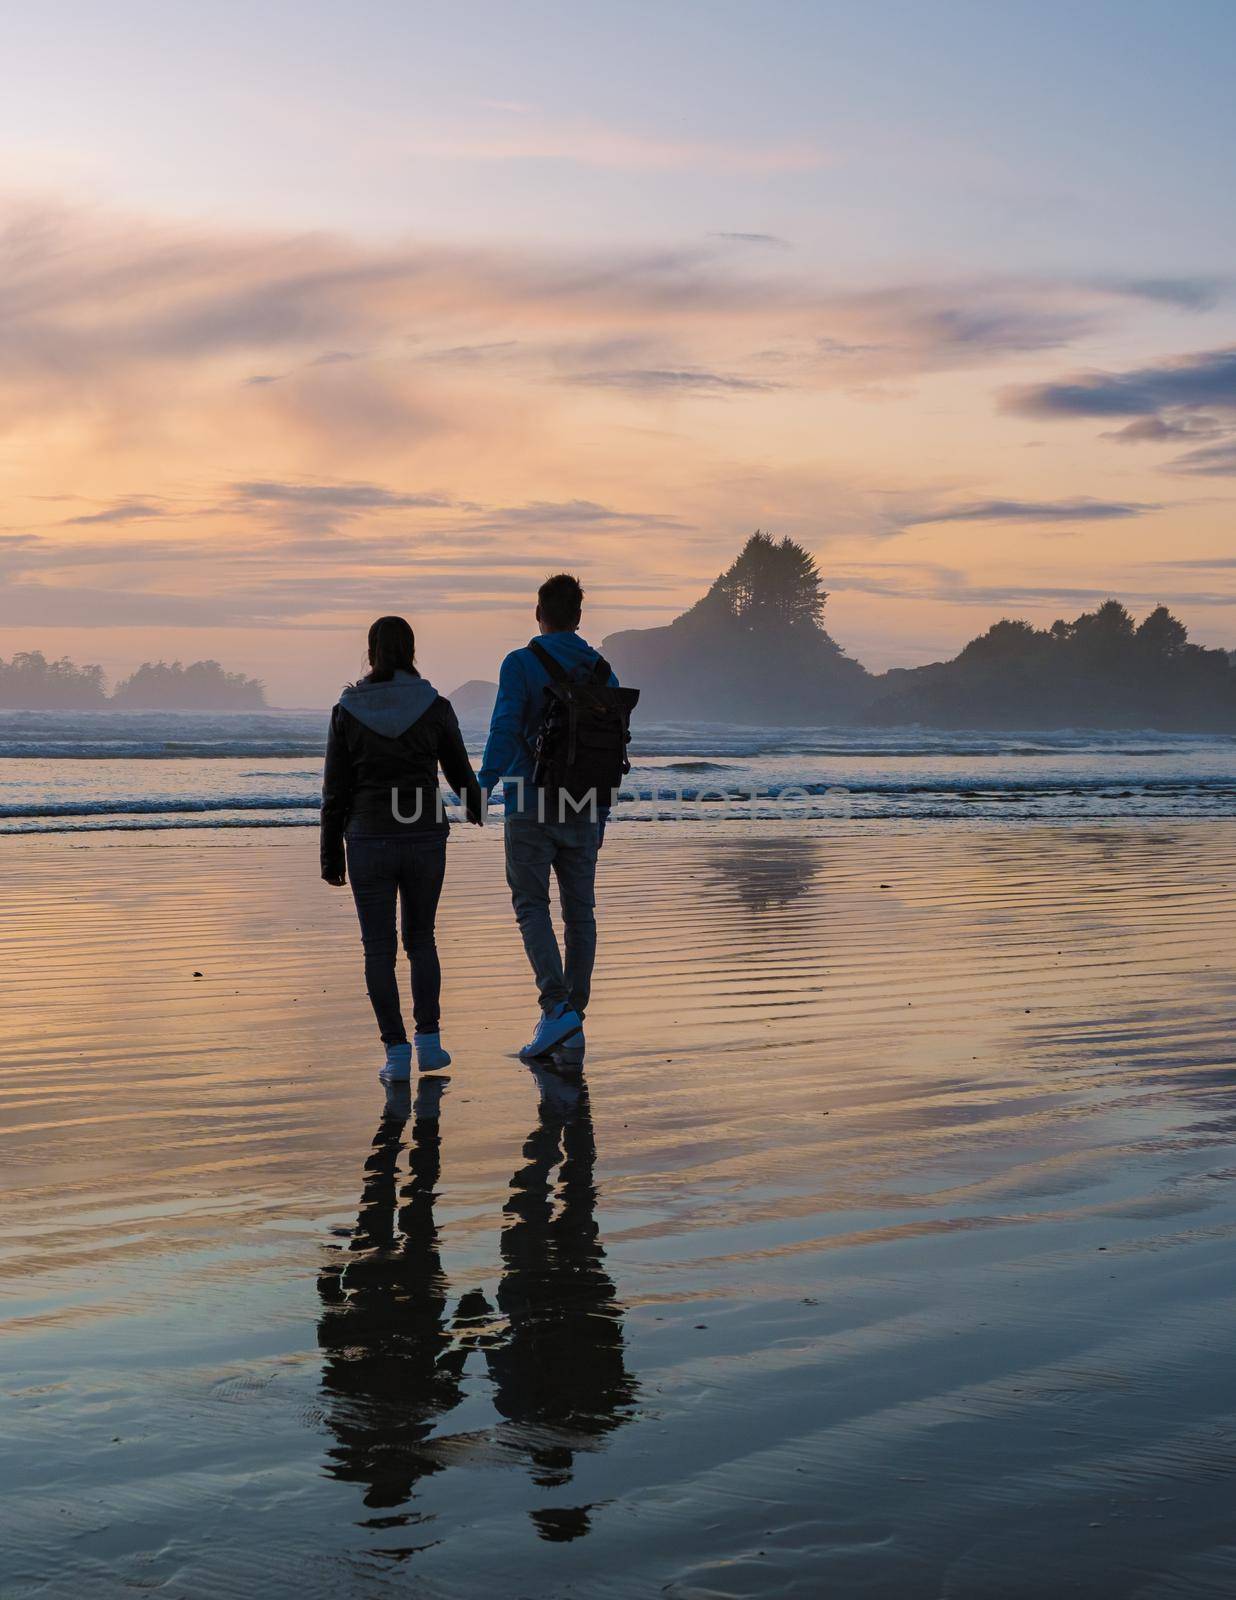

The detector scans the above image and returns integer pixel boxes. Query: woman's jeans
[346,834,447,1042]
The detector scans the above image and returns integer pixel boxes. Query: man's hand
[322,865,347,886]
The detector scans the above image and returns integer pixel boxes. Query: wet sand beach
[5,820,1236,1598]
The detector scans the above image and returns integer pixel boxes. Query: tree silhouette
[0,651,107,709]
[958,619,1048,665]
[604,530,868,721]
[111,659,266,709]
[1068,600,1137,669]
[872,599,1236,730]
[692,532,828,630]
[1137,605,1189,660]
[0,651,267,709]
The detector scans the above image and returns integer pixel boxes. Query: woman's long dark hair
[364,615,418,683]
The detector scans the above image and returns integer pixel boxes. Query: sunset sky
[3,0,1236,705]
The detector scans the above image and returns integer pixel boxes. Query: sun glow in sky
[3,0,1236,704]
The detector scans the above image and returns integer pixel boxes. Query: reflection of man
[316,1078,467,1508]
[485,1067,636,1534]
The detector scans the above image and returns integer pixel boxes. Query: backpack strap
[591,655,612,684]
[528,640,570,684]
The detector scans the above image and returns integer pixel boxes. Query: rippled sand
[4,821,1236,1598]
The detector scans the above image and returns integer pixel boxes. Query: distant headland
[447,678,501,720]
[604,532,871,725]
[602,533,1236,733]
[0,653,267,710]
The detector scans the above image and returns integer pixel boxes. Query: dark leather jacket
[320,675,482,877]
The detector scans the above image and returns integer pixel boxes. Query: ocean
[4,709,1236,832]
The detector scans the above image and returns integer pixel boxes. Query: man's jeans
[346,834,447,1042]
[504,815,599,1018]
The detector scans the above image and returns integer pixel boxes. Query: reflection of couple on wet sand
[316,1068,636,1536]
[321,573,638,1083]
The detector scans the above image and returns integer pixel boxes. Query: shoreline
[6,808,1236,839]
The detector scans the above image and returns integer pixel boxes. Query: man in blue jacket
[479,573,618,1066]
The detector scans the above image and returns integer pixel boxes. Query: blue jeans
[347,835,447,1042]
[504,816,599,1018]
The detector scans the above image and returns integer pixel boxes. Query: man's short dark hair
[538,572,584,631]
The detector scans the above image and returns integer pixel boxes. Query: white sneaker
[414,1032,452,1072]
[380,1041,413,1082]
[519,1003,583,1061]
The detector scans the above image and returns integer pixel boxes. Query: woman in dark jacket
[322,616,484,1080]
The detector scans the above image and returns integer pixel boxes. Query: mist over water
[3,709,1236,831]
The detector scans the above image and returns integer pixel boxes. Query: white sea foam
[2,710,1235,830]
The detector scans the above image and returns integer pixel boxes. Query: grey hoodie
[321,672,482,873]
[338,669,440,739]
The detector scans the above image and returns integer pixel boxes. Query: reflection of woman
[316,1078,467,1509]
[316,1070,636,1532]
[321,615,483,1081]
[486,1067,636,1522]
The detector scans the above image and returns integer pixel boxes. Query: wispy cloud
[468,499,688,532]
[1093,276,1230,312]
[905,498,1160,525]
[1145,555,1236,570]
[419,340,521,366]
[1002,345,1236,483]
[1004,346,1236,420]
[908,303,1082,354]
[1102,415,1224,443]
[709,232,790,247]
[828,564,1236,610]
[814,336,889,360]
[566,368,781,394]
[1166,440,1236,476]
[230,481,453,510]
[64,500,166,526]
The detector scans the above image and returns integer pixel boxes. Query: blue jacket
[478,631,619,817]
